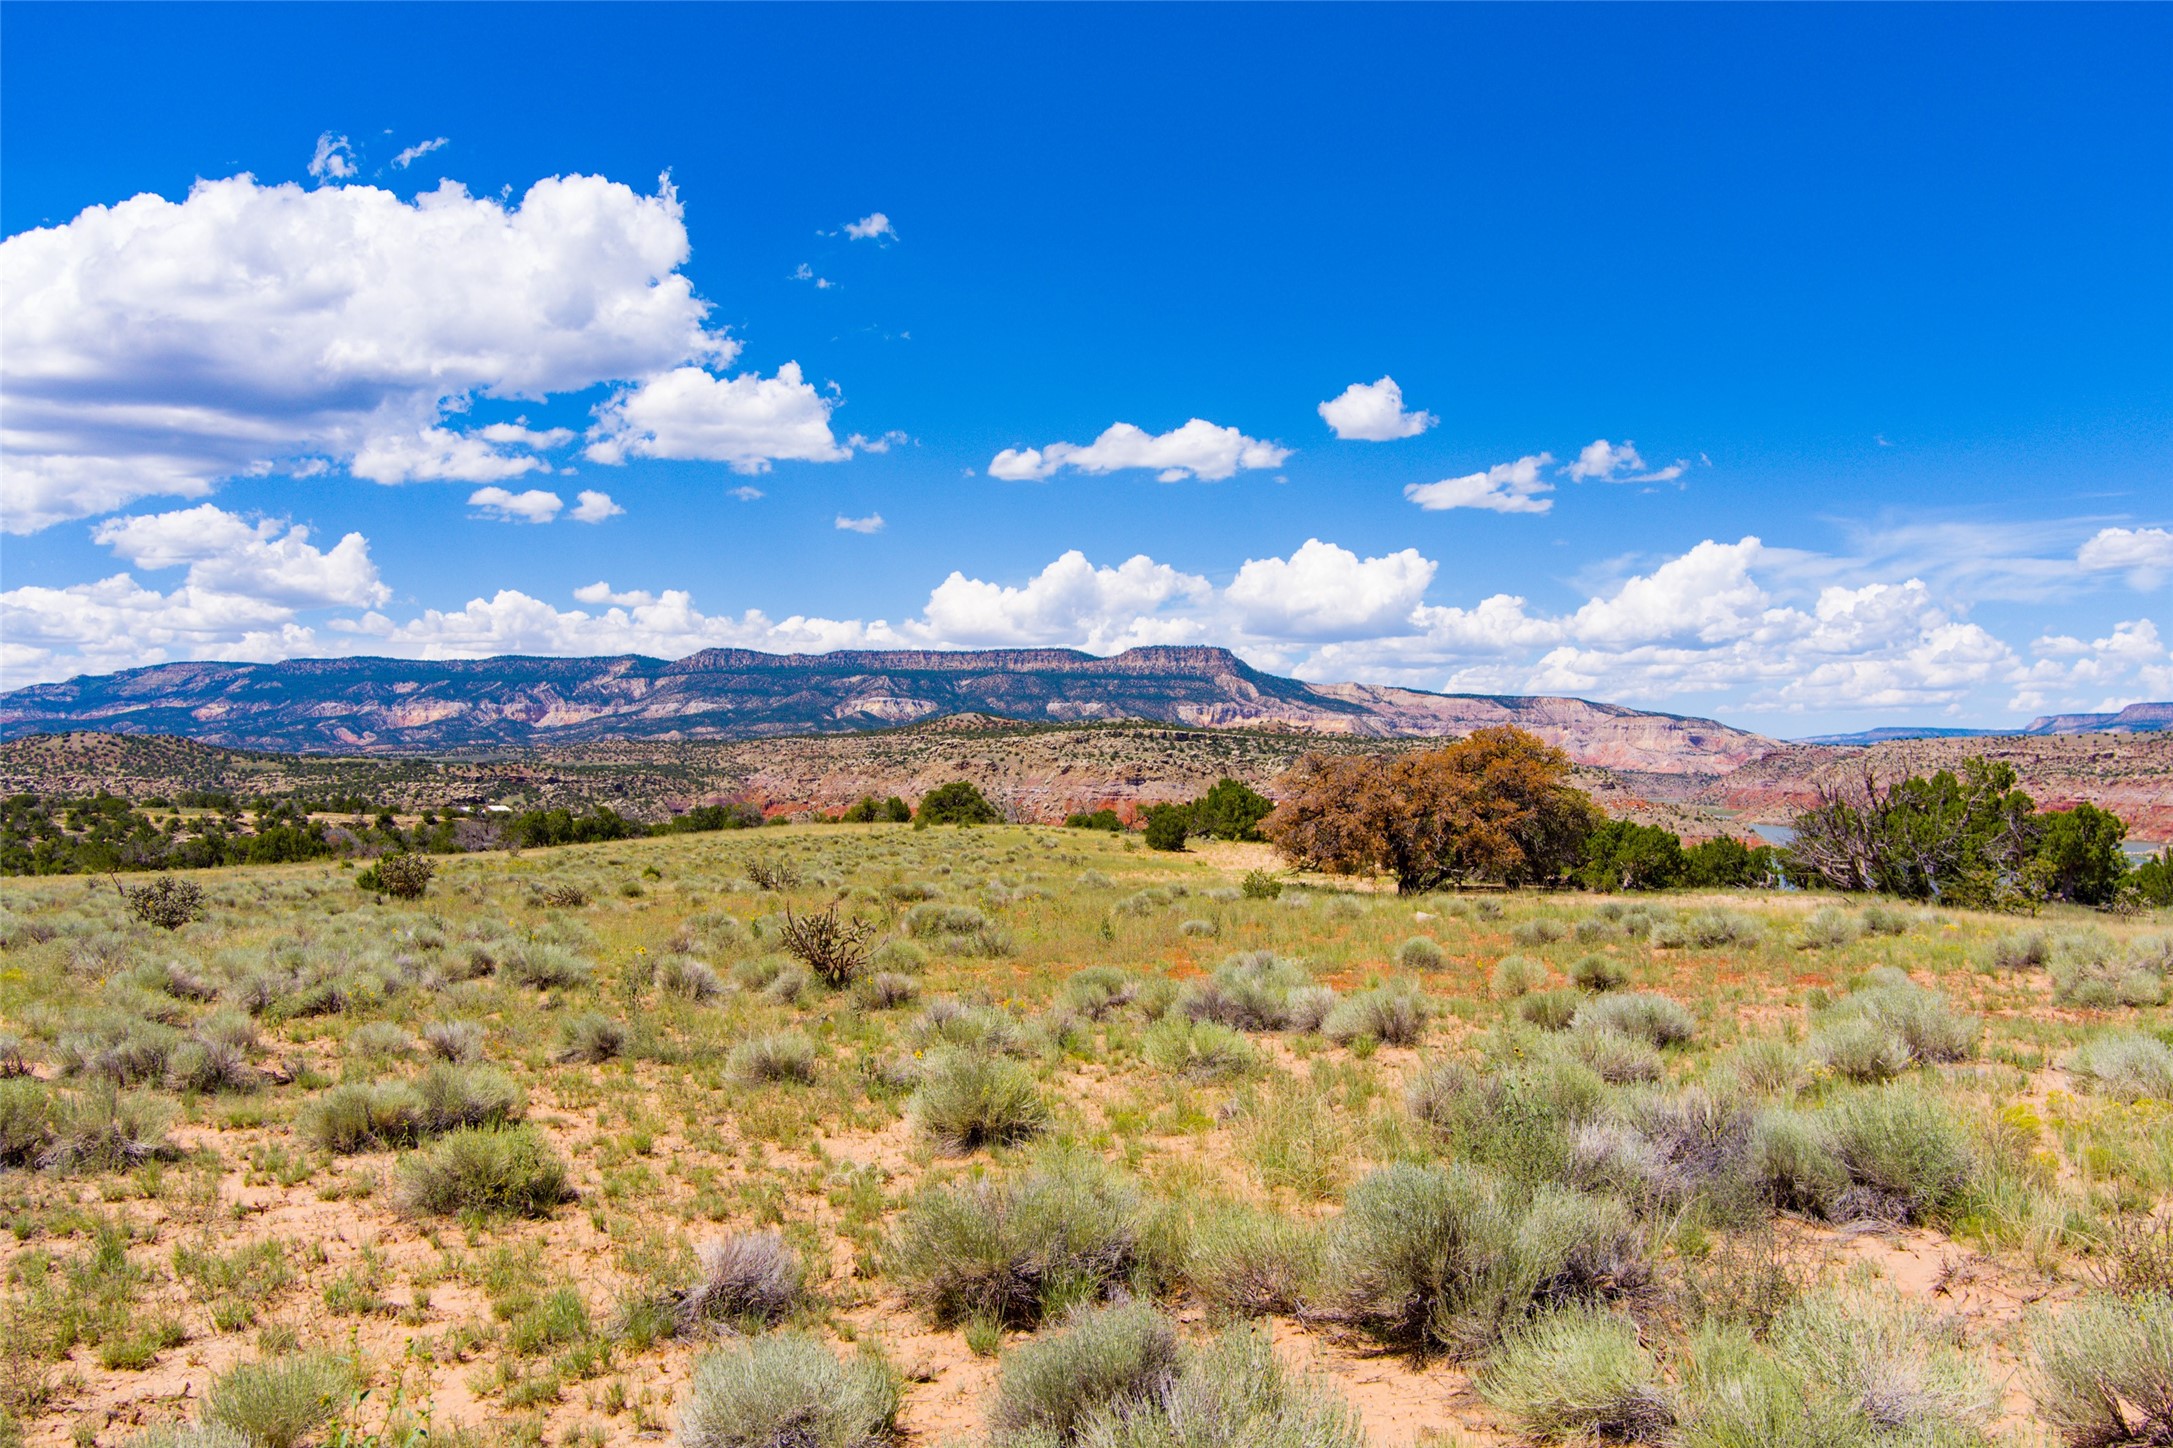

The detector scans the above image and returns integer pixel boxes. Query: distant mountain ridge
[1797,701,2171,746]
[0,645,1778,774]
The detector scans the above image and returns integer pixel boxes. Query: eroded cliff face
[0,645,1780,775]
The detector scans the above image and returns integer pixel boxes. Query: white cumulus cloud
[468,487,564,524]
[917,551,1210,651]
[843,212,895,241]
[989,419,1289,483]
[1566,438,1686,484]
[1226,539,1435,639]
[0,169,849,532]
[585,363,847,473]
[1319,376,1436,441]
[1405,454,1555,514]
[569,490,624,524]
[835,512,885,534]
[2078,526,2173,588]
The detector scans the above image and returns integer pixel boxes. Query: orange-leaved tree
[1261,727,1599,893]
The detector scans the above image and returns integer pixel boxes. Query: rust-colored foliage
[1261,727,1599,894]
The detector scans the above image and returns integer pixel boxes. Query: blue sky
[2,3,2168,734]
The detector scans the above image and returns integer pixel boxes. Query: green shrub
[0,1077,56,1167]
[1519,989,1582,1031]
[413,1063,521,1133]
[911,1051,1048,1152]
[1748,1108,1847,1216]
[989,1301,1182,1445]
[914,781,1003,827]
[1570,954,1631,992]
[421,1019,486,1063]
[1729,1038,1804,1097]
[1327,1161,1644,1355]
[1573,992,1695,1048]
[1398,936,1446,971]
[1793,907,1855,951]
[303,1081,423,1152]
[1684,911,1760,948]
[1141,1018,1257,1081]
[503,943,592,990]
[43,1082,172,1172]
[1812,1018,1912,1084]
[657,954,725,1002]
[396,1124,573,1218]
[1323,984,1430,1047]
[887,1153,1139,1328]
[1061,1323,1365,1448]
[1859,904,1911,936]
[2067,1032,2173,1102]
[555,1012,626,1064]
[1491,955,1548,998]
[731,1031,820,1086]
[2029,1291,2173,1448]
[1512,918,1569,946]
[1562,1028,1664,1085]
[1061,966,1138,1020]
[1478,1307,1675,1443]
[1181,952,1317,1032]
[203,1354,354,1448]
[1240,870,1284,900]
[1988,930,2052,971]
[855,971,920,1010]
[1768,1288,1996,1442]
[679,1332,898,1448]
[1821,979,1979,1066]
[1184,1204,1321,1319]
[1822,1084,1973,1223]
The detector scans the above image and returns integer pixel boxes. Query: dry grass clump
[1183,1204,1321,1319]
[675,1231,805,1334]
[2066,1032,2173,1102]
[910,1050,1048,1152]
[2029,1291,2173,1448]
[1325,1160,1646,1356]
[886,1153,1138,1328]
[1323,984,1429,1047]
[1570,954,1631,992]
[1180,953,1321,1032]
[202,1353,355,1448]
[395,1123,572,1218]
[679,1333,897,1448]
[554,1012,626,1064]
[1477,1306,1675,1444]
[1141,1017,1257,1082]
[1572,992,1696,1049]
[989,1306,1363,1448]
[1491,955,1549,998]
[730,1031,820,1085]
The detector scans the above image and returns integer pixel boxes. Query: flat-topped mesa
[0,644,1782,773]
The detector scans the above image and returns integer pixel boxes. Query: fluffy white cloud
[728,486,765,502]
[1405,454,1555,514]
[569,490,624,523]
[391,137,448,169]
[1,502,394,681]
[308,133,357,182]
[2078,526,2173,588]
[468,487,564,524]
[1226,539,1434,639]
[843,212,895,241]
[791,262,835,289]
[1567,538,1774,646]
[334,589,903,662]
[0,170,821,532]
[918,552,1210,651]
[2011,618,2173,713]
[989,419,1289,483]
[1319,376,1436,441]
[1566,438,1685,484]
[835,512,885,534]
[584,363,847,472]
